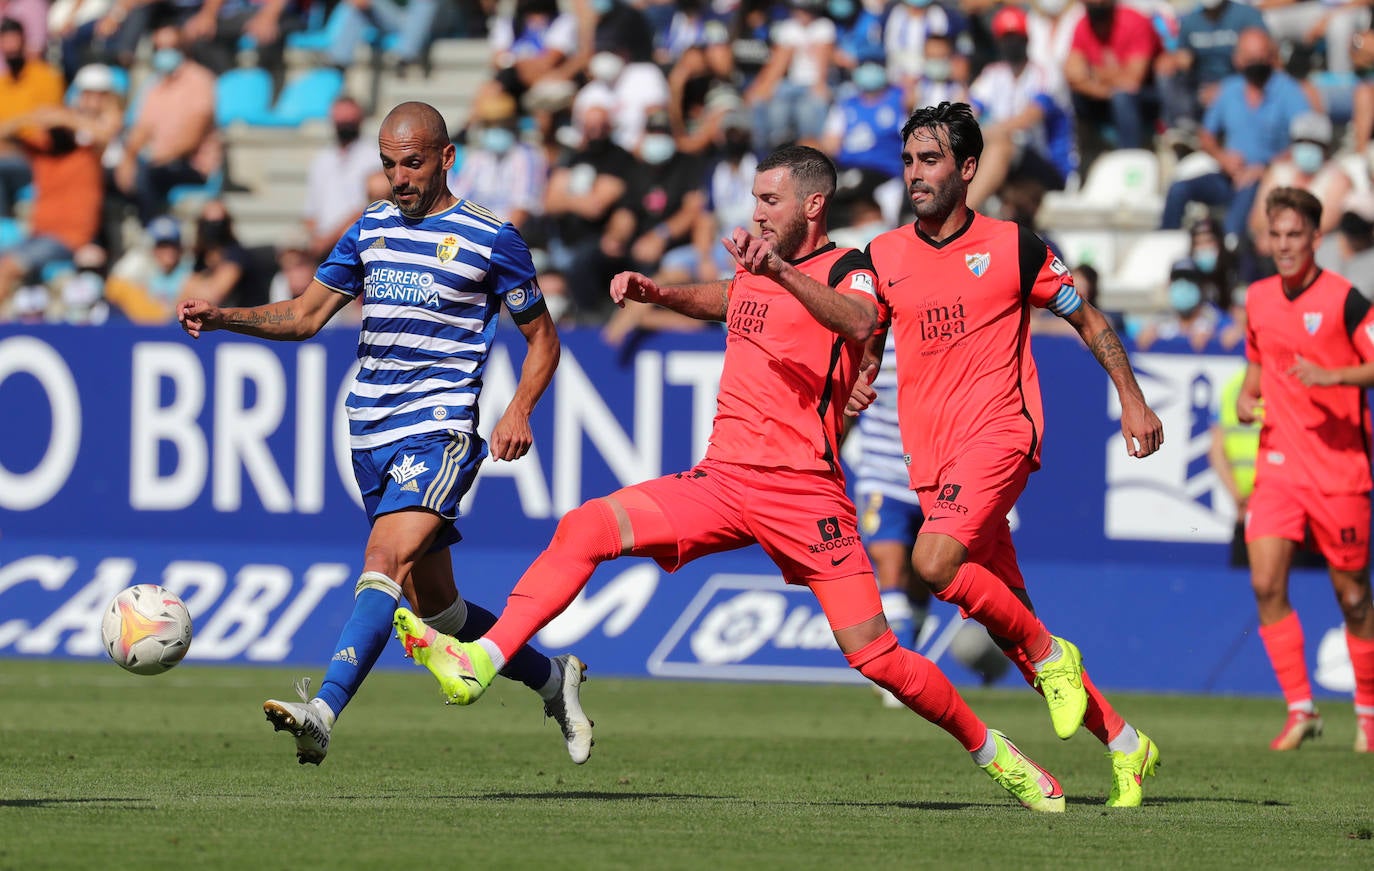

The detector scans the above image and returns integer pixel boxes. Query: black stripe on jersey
[816,335,846,475]
[1343,284,1372,339]
[1015,224,1051,462]
[913,208,975,249]
[828,248,874,288]
[787,241,837,267]
[510,296,549,326]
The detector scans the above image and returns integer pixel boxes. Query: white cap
[73,64,118,94]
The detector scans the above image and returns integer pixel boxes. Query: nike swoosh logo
[830,553,852,566]
[926,515,947,522]
[886,276,910,287]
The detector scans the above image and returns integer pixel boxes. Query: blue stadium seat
[286,2,375,52]
[257,68,343,127]
[0,216,26,250]
[216,68,275,127]
[168,168,225,210]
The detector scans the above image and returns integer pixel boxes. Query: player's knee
[910,549,958,589]
[550,498,623,562]
[1335,584,1373,621]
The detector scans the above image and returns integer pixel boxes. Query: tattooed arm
[178,280,353,341]
[1064,302,1165,458]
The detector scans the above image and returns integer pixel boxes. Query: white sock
[422,597,468,637]
[1032,637,1063,671]
[1356,705,1374,719]
[477,638,506,672]
[1288,699,1316,714]
[310,697,337,729]
[536,659,563,701]
[971,730,998,766]
[1107,723,1139,755]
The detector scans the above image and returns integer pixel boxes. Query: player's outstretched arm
[609,271,731,321]
[178,280,351,341]
[722,228,876,344]
[1064,302,1164,458]
[489,309,561,462]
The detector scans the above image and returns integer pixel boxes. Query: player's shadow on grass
[0,798,151,809]
[473,791,722,802]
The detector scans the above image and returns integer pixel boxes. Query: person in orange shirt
[0,107,103,314]
[114,22,221,223]
[0,18,64,217]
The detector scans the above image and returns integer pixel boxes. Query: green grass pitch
[1,660,1371,870]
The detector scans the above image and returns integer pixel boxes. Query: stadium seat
[1340,152,1370,195]
[216,68,275,127]
[255,68,344,127]
[1038,149,1163,230]
[1052,230,1118,276]
[168,168,226,214]
[0,216,25,249]
[1170,150,1220,182]
[1099,230,1190,312]
[286,2,375,52]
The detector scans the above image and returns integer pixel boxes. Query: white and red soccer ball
[100,584,194,675]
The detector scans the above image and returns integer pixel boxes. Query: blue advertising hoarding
[0,325,1356,697]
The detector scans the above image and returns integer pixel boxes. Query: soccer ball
[100,585,194,675]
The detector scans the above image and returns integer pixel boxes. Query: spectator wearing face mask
[820,61,906,222]
[883,0,967,100]
[574,44,671,153]
[599,112,707,292]
[1065,0,1163,153]
[1249,112,1352,247]
[1132,258,1224,352]
[1163,0,1266,127]
[907,29,970,113]
[1317,190,1374,296]
[0,17,62,218]
[114,22,221,224]
[1160,28,1309,244]
[744,0,838,151]
[968,6,1077,209]
[1187,216,1239,307]
[1026,0,1085,72]
[179,200,260,308]
[302,96,378,259]
[831,0,887,74]
[449,93,546,234]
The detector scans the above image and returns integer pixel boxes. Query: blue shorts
[352,430,487,551]
[857,490,924,546]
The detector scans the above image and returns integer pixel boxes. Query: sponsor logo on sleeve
[850,273,875,295]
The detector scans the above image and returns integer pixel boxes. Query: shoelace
[293,676,312,705]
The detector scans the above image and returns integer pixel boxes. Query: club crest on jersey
[436,235,459,264]
[1304,312,1322,334]
[387,454,429,492]
[965,252,990,278]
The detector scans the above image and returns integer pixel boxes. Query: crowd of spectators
[2,0,1374,349]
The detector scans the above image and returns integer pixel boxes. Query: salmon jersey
[706,243,882,475]
[866,211,1074,490]
[1244,268,1374,494]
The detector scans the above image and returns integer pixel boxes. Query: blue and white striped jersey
[854,336,920,506]
[316,198,546,451]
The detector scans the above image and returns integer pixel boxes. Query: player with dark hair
[394,143,1068,812]
[177,101,593,766]
[853,101,1165,806]
[1242,185,1374,753]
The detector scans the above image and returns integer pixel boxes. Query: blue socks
[316,572,401,718]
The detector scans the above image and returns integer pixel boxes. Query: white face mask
[1038,0,1068,15]
[589,52,626,83]
[640,133,676,165]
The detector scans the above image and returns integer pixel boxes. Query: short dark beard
[772,211,808,261]
[912,177,960,223]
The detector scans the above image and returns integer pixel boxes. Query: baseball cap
[991,6,1029,39]
[146,216,181,246]
[73,63,119,95]
[1289,112,1333,146]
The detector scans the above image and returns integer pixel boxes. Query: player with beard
[393,144,1069,812]
[854,101,1165,807]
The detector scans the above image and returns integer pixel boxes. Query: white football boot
[544,655,594,764]
[264,677,332,765]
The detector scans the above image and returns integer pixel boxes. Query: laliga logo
[689,590,836,665]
